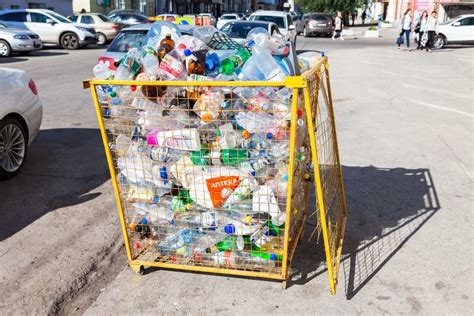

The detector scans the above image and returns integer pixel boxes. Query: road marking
[403,84,473,100]
[411,99,474,118]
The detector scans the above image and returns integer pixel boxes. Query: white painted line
[411,99,474,118]
[403,83,473,100]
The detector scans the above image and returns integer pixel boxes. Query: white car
[249,10,297,44]
[0,68,43,179]
[0,22,42,57]
[0,9,98,49]
[435,14,474,49]
[217,14,241,29]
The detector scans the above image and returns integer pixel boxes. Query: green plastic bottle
[220,149,248,166]
[218,48,251,75]
[250,249,282,261]
[206,236,251,253]
[190,149,210,165]
[267,221,285,236]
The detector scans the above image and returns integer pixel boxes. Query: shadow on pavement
[0,128,109,241]
[288,166,440,299]
[0,56,29,64]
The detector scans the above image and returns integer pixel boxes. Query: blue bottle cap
[250,170,256,177]
[269,253,277,261]
[282,173,289,181]
[320,51,325,57]
[141,218,148,225]
[206,59,216,71]
[266,133,273,140]
[184,49,192,57]
[153,196,159,203]
[224,224,236,234]
[248,40,255,46]
[160,166,168,179]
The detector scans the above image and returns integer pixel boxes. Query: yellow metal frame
[84,57,347,294]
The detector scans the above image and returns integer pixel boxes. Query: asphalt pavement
[0,29,473,314]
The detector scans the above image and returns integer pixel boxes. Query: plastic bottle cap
[201,113,213,122]
[130,85,137,91]
[245,216,252,224]
[266,133,273,140]
[178,43,186,50]
[206,59,216,70]
[269,253,277,261]
[282,173,289,181]
[184,49,192,57]
[110,91,116,98]
[224,224,236,234]
[128,223,136,231]
[242,130,250,139]
[134,242,141,249]
[248,39,255,46]
[141,218,148,225]
[297,108,303,118]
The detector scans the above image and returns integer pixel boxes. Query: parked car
[0,22,42,57]
[297,12,333,37]
[434,14,474,49]
[219,20,281,43]
[154,14,181,22]
[98,24,196,69]
[108,10,150,26]
[0,68,42,179]
[249,10,297,44]
[198,13,217,26]
[0,9,98,49]
[68,13,122,45]
[217,13,241,29]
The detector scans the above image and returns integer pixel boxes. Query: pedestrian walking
[416,11,428,50]
[361,11,367,25]
[425,11,438,52]
[351,11,357,26]
[397,9,413,50]
[332,11,344,41]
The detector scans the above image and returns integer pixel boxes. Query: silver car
[0,68,43,179]
[0,23,42,57]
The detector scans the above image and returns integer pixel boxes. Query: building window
[10,5,20,9]
[115,0,125,10]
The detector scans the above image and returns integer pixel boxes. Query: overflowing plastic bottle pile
[92,22,321,269]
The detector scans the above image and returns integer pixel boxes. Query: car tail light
[28,79,38,95]
[145,20,153,24]
[98,56,118,71]
[112,24,120,29]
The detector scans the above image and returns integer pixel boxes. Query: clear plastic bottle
[114,48,142,80]
[93,63,111,80]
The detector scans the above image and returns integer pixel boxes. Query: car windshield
[107,30,147,52]
[222,23,268,38]
[250,15,285,28]
[0,23,6,29]
[221,15,236,20]
[131,14,149,22]
[98,14,110,22]
[48,12,72,23]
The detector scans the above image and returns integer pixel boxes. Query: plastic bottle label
[205,176,241,208]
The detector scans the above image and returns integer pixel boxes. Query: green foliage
[368,26,377,31]
[296,0,369,14]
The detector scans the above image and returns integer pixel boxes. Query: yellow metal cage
[84,56,347,294]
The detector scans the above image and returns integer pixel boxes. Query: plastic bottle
[223,218,261,236]
[93,63,111,80]
[114,48,142,80]
[157,33,175,61]
[176,35,208,55]
[238,46,285,81]
[193,91,224,123]
[205,236,245,253]
[252,185,286,226]
[184,49,205,75]
[218,48,251,75]
[142,52,159,77]
[147,128,201,151]
[220,148,249,166]
[158,49,186,80]
[156,228,201,255]
[132,198,175,223]
[192,25,219,44]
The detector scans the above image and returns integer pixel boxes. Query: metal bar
[281,87,300,281]
[90,83,133,261]
[303,85,337,295]
[323,60,348,279]
[132,260,285,280]
[84,76,307,88]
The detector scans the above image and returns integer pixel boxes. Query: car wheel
[303,27,308,38]
[0,40,11,57]
[0,117,28,180]
[61,32,80,50]
[97,32,107,45]
[433,35,446,49]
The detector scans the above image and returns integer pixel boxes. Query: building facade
[0,0,72,15]
[383,0,472,22]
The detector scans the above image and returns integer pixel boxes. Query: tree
[296,0,369,14]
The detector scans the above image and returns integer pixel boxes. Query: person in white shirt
[398,9,413,49]
[425,11,438,52]
[416,11,428,50]
[332,11,344,41]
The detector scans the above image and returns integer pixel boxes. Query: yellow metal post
[90,84,134,262]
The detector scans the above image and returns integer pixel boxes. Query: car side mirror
[453,21,461,27]
[289,24,295,30]
[46,19,55,25]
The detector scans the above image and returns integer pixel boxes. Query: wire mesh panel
[85,57,347,290]
[302,59,348,294]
